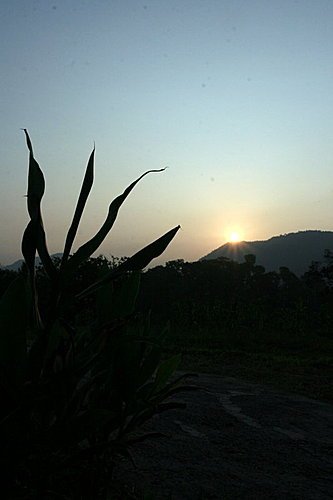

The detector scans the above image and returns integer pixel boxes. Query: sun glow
[229,231,241,243]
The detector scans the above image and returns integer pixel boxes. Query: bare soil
[115,373,333,499]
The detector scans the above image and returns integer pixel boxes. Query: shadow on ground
[115,373,333,499]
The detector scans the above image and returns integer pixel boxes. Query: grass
[166,328,333,402]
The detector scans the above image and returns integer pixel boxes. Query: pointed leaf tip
[22,130,57,282]
[62,146,95,264]
[77,224,180,298]
[67,167,169,269]
[22,128,33,156]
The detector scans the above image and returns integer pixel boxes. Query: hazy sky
[1,0,333,266]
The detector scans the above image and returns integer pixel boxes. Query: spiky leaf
[78,225,181,298]
[22,129,57,280]
[66,168,166,270]
[62,147,95,265]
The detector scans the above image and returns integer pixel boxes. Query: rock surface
[116,373,333,499]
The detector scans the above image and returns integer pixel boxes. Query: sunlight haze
[229,231,241,243]
[1,0,333,267]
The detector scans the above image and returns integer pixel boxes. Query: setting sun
[229,231,241,243]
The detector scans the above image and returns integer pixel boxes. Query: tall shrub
[0,131,186,498]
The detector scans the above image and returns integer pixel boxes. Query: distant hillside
[201,231,333,275]
[2,253,63,271]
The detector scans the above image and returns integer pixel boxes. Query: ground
[115,373,333,499]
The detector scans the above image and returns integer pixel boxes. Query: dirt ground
[115,373,333,499]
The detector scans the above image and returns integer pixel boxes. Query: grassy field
[166,329,333,402]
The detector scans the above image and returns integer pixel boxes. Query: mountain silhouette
[2,253,63,271]
[201,230,333,275]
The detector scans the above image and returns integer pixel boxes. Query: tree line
[1,252,333,346]
[137,253,333,343]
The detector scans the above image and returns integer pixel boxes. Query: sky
[1,0,333,267]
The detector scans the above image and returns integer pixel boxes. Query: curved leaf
[21,220,42,329]
[62,147,95,266]
[115,225,181,272]
[77,225,181,298]
[23,129,45,219]
[22,130,57,281]
[66,168,167,271]
[36,222,58,280]
[21,220,37,276]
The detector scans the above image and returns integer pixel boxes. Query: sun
[229,231,241,243]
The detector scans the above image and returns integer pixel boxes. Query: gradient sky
[1,0,333,266]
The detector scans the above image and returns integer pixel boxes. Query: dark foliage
[137,254,333,347]
[0,133,184,499]
[3,250,332,348]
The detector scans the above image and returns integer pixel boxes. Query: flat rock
[115,373,333,499]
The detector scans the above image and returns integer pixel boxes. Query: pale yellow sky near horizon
[1,1,333,267]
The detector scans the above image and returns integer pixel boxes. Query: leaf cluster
[0,133,187,499]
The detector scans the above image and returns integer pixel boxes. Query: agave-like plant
[0,131,188,498]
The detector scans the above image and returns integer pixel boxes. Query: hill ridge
[201,230,333,275]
